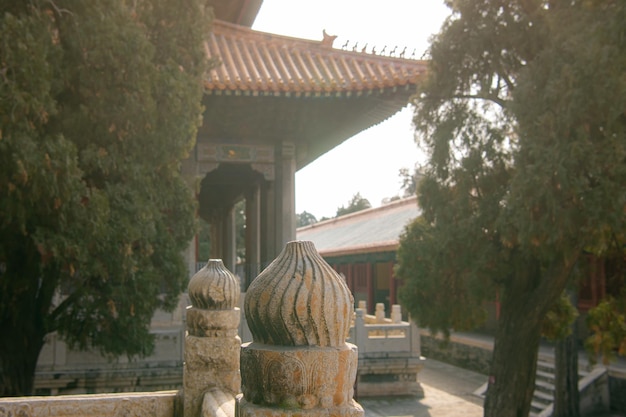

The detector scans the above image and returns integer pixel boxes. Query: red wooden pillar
[367,262,374,314]
[389,261,396,305]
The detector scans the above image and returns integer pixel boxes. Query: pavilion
[182,0,428,285]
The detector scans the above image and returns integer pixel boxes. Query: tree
[399,167,423,198]
[297,211,318,228]
[382,168,422,203]
[585,249,626,363]
[396,1,625,416]
[0,0,211,396]
[336,193,371,217]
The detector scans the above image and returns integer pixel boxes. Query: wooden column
[275,141,296,251]
[245,185,261,288]
[209,218,222,260]
[389,261,396,305]
[222,206,237,273]
[208,207,233,267]
[366,263,374,315]
[260,181,275,266]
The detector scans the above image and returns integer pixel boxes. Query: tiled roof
[205,20,428,96]
[296,197,420,257]
[206,0,263,27]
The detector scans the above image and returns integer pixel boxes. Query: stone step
[536,360,555,374]
[533,388,554,403]
[531,399,547,414]
[535,378,556,394]
[536,369,555,383]
[475,357,605,417]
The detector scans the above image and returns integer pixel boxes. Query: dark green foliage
[398,167,421,197]
[397,1,625,415]
[586,288,626,364]
[0,0,211,396]
[296,211,318,228]
[336,192,371,217]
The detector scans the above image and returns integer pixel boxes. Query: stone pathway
[359,358,485,417]
[358,357,626,417]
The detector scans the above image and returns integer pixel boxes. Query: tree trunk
[484,294,543,417]
[0,241,55,396]
[554,291,580,417]
[0,329,45,396]
[554,331,580,417]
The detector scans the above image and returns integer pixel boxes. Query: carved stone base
[235,396,364,417]
[240,342,358,409]
[186,308,240,336]
[183,334,241,417]
[356,354,425,398]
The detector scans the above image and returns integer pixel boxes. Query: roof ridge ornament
[340,40,418,59]
[321,29,337,48]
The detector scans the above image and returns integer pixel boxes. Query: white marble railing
[348,307,420,355]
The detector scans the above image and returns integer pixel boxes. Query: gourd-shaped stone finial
[188,259,240,310]
[244,240,353,347]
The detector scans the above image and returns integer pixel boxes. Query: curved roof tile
[296,197,421,257]
[205,20,428,96]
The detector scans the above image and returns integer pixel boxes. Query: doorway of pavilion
[197,163,272,289]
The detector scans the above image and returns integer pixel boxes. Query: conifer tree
[396,1,625,416]
[0,0,211,396]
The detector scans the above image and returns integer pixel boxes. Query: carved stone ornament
[188,259,240,310]
[244,240,354,347]
[239,241,362,415]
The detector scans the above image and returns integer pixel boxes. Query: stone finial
[184,260,241,417]
[238,241,363,416]
[244,240,354,347]
[188,259,240,310]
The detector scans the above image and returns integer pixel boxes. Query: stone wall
[419,331,493,375]
[608,370,626,414]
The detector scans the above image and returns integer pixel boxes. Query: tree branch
[442,93,510,109]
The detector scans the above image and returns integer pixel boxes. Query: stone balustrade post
[391,304,402,324]
[184,259,241,417]
[354,309,367,352]
[375,303,385,323]
[236,241,364,417]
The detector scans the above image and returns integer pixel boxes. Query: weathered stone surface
[186,308,240,336]
[202,389,235,417]
[184,260,241,417]
[183,330,241,417]
[188,259,240,310]
[0,391,177,417]
[240,342,358,409]
[239,241,363,417]
[184,335,241,374]
[244,241,353,347]
[235,396,364,417]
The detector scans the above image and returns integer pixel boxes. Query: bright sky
[252,1,450,219]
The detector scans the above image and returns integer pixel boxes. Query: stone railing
[0,242,370,417]
[347,303,424,398]
[0,391,181,417]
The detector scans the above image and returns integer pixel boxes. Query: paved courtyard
[359,357,626,417]
[359,358,486,417]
